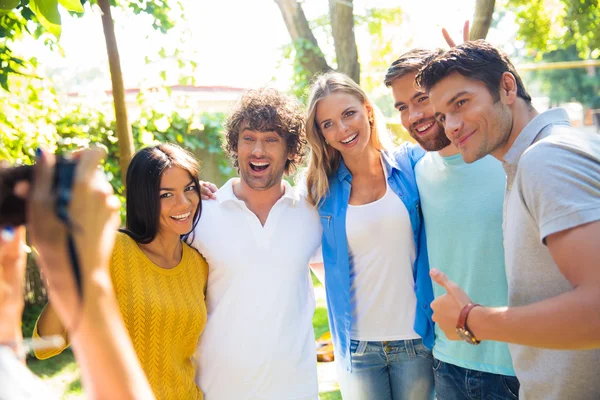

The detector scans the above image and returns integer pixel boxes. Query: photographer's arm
[0,226,26,358]
[28,148,154,400]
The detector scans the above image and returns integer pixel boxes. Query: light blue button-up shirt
[317,143,435,371]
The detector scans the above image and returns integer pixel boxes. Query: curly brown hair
[223,88,308,175]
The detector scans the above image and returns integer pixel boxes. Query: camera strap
[67,233,83,299]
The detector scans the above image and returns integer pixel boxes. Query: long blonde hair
[305,72,392,206]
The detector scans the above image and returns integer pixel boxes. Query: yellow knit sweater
[33,232,208,400]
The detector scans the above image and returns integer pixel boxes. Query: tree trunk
[98,0,134,184]
[328,0,360,83]
[275,0,331,79]
[470,0,495,40]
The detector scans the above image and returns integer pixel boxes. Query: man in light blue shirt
[384,49,519,399]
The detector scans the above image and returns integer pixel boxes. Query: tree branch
[275,0,331,78]
[328,0,359,83]
[98,0,135,184]
[470,0,495,40]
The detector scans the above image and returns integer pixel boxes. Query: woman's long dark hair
[119,143,202,244]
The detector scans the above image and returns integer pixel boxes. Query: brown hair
[223,87,307,175]
[384,48,443,87]
[415,40,532,103]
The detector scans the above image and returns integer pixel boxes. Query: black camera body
[1,157,82,296]
[0,157,78,226]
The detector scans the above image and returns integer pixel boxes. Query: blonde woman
[306,72,434,400]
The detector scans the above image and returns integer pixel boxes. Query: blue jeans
[433,358,520,400]
[337,338,435,400]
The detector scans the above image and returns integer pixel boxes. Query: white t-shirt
[191,178,322,400]
[346,170,419,341]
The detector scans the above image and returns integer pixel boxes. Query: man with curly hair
[190,88,322,400]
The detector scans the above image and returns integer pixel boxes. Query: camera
[0,157,77,226]
[1,156,82,296]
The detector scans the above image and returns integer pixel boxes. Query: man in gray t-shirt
[415,40,600,399]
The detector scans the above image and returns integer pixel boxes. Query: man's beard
[410,121,451,152]
[240,166,284,191]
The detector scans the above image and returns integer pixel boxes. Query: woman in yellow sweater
[33,143,209,400]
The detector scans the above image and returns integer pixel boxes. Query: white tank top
[346,167,419,341]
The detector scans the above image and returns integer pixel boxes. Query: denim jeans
[433,358,520,400]
[336,338,435,400]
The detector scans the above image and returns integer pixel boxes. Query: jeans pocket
[414,342,433,360]
[502,376,520,399]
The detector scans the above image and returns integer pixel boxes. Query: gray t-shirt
[502,108,600,399]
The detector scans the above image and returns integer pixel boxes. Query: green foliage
[1,83,233,219]
[0,0,183,92]
[0,0,21,14]
[29,0,67,37]
[127,0,176,33]
[528,45,600,107]
[359,7,402,94]
[282,37,330,102]
[281,6,403,100]
[507,0,552,54]
[21,302,45,339]
[27,348,83,398]
[319,392,342,400]
[506,0,600,58]
[0,80,60,162]
[0,4,43,85]
[313,306,329,340]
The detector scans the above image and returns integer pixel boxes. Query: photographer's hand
[28,149,81,329]
[28,148,154,399]
[0,226,27,357]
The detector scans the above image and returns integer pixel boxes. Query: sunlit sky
[18,0,514,91]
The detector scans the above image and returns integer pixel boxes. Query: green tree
[1,0,183,180]
[275,1,406,98]
[529,45,600,108]
[275,0,497,98]
[274,0,358,91]
[505,0,600,58]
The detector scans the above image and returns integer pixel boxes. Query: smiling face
[315,92,372,158]
[390,71,450,151]
[236,128,290,191]
[429,72,513,163]
[158,166,200,236]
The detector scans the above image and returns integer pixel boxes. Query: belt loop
[406,339,416,358]
[355,340,368,356]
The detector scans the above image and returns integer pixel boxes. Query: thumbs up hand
[430,268,474,341]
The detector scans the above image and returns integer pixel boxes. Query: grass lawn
[26,271,340,399]
[27,350,83,399]
[320,392,342,400]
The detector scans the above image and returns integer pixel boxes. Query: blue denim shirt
[318,143,435,371]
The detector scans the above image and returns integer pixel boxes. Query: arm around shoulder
[402,142,425,168]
